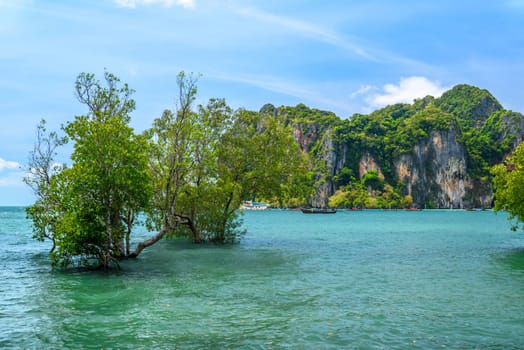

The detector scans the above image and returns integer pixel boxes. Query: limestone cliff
[308,129,339,208]
[311,128,494,209]
[359,151,384,180]
[394,129,471,208]
[290,121,342,208]
[262,84,524,209]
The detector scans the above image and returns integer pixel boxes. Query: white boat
[241,201,269,210]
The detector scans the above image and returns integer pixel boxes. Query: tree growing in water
[142,73,307,245]
[26,71,307,268]
[26,71,151,268]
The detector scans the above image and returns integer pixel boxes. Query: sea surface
[1,207,524,349]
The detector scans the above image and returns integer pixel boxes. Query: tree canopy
[491,143,524,231]
[26,71,151,268]
[26,71,307,269]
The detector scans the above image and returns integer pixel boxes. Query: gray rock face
[359,151,384,179]
[301,126,488,209]
[292,123,319,154]
[394,129,470,208]
[309,129,338,208]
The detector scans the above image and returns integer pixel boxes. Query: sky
[1,0,523,205]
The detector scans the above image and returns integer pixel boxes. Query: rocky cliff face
[267,85,524,209]
[359,151,384,180]
[301,127,493,209]
[309,130,339,208]
[292,122,320,153]
[394,129,471,208]
[291,123,343,208]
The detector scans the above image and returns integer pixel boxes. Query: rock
[394,129,470,208]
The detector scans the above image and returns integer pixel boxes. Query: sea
[1,206,524,349]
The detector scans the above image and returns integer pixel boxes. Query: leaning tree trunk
[127,211,201,258]
[128,225,171,258]
[216,191,235,242]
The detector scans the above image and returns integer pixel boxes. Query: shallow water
[1,207,524,349]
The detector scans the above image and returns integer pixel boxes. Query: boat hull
[301,208,337,214]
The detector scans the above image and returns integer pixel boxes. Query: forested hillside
[263,84,524,209]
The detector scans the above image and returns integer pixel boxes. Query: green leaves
[435,84,502,130]
[492,143,524,231]
[145,84,308,243]
[27,72,151,268]
[75,70,136,121]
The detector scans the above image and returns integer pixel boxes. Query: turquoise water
[1,207,524,349]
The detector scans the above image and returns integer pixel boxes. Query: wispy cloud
[231,5,440,72]
[0,158,23,188]
[115,0,195,9]
[208,71,353,116]
[233,6,376,61]
[0,0,17,8]
[356,76,449,109]
[211,72,312,100]
[350,85,375,100]
[0,158,20,171]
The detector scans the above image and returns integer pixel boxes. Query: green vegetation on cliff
[274,84,523,209]
[435,84,503,129]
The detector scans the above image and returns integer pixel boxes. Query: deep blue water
[1,207,524,349]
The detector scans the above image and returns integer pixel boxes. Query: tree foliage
[491,144,524,231]
[434,84,502,130]
[26,71,308,268]
[26,71,151,268]
[24,120,68,253]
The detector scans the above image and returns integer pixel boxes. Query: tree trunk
[124,210,134,256]
[216,191,235,242]
[49,237,56,254]
[104,206,112,269]
[128,225,171,258]
[189,207,203,243]
[128,210,202,258]
[189,218,202,243]
[125,229,131,256]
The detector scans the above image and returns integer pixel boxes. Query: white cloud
[115,0,195,9]
[350,85,375,99]
[0,158,20,171]
[367,76,448,108]
[211,72,312,100]
[0,158,23,188]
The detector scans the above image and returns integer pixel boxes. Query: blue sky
[1,0,523,205]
